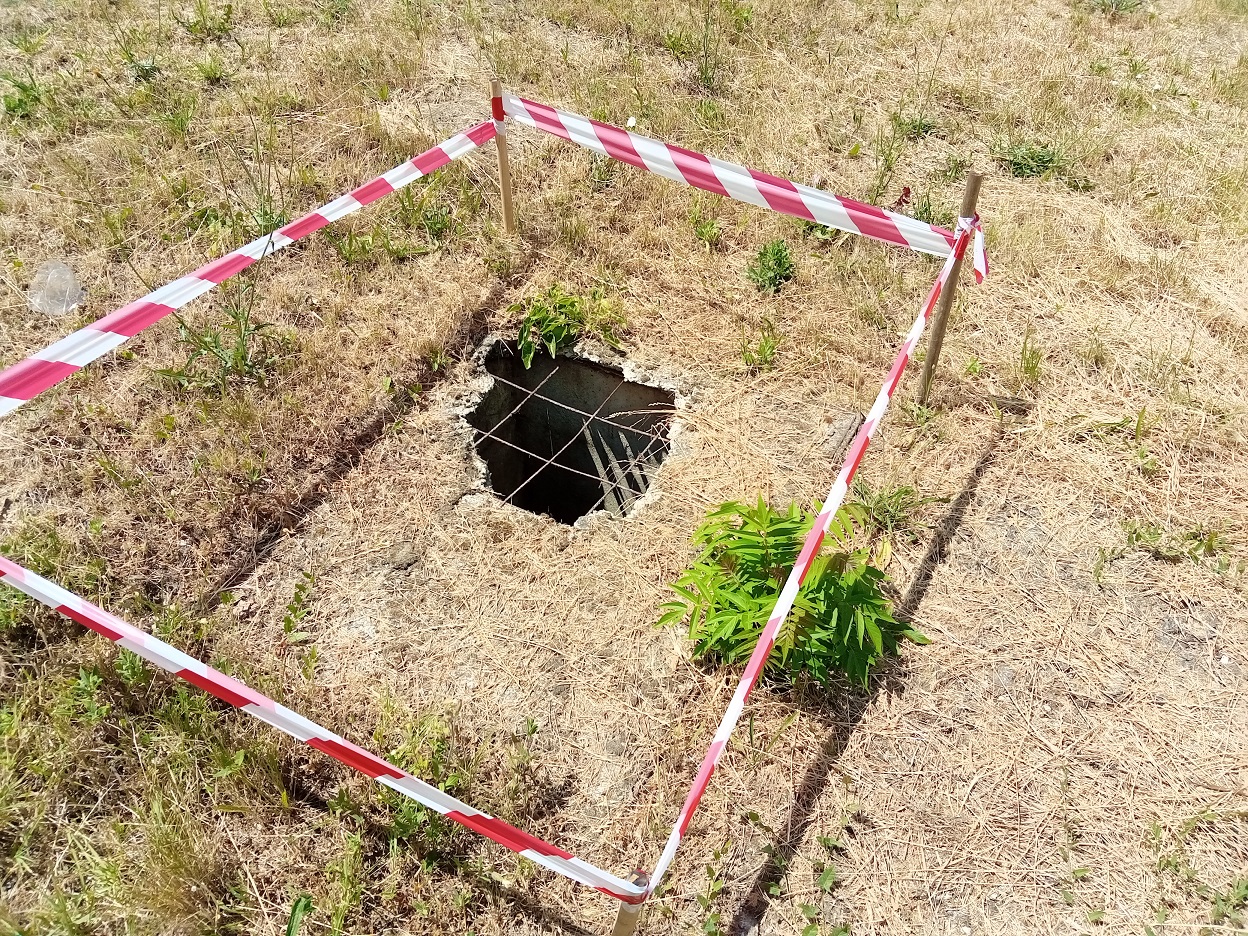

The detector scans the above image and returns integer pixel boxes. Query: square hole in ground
[467,343,676,524]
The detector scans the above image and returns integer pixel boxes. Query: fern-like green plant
[658,498,926,687]
[512,284,625,368]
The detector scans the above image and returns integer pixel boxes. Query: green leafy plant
[659,498,926,687]
[157,282,289,393]
[2,70,42,120]
[741,318,780,371]
[747,239,796,294]
[997,140,1066,179]
[286,894,314,936]
[1017,325,1043,388]
[282,571,315,645]
[513,285,625,368]
[176,0,234,41]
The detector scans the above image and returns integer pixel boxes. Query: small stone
[1222,654,1233,666]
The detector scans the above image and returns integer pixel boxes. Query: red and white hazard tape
[0,555,645,903]
[500,93,957,258]
[646,217,981,895]
[0,121,498,419]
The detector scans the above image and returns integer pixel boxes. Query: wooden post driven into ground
[916,170,983,405]
[609,873,649,936]
[489,78,517,235]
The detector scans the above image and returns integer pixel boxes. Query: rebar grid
[482,369,674,442]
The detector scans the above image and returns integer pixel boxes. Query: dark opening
[467,343,676,524]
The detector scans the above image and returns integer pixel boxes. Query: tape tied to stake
[958,213,989,284]
[645,219,981,896]
[500,91,959,259]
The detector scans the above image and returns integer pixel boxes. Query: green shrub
[512,285,625,368]
[997,141,1066,179]
[746,239,796,294]
[658,498,926,687]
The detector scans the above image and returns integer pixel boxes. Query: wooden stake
[489,78,516,236]
[916,170,982,405]
[609,874,649,936]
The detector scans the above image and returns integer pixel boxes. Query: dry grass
[1,0,1247,934]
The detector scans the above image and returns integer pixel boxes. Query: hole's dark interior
[467,343,675,524]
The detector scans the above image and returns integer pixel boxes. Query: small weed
[1,70,42,120]
[742,319,780,372]
[157,281,288,393]
[936,154,971,186]
[196,55,230,87]
[1099,521,1228,576]
[1090,0,1143,15]
[964,357,984,377]
[695,98,724,129]
[115,649,149,687]
[176,0,234,41]
[158,95,197,137]
[418,203,455,241]
[8,27,50,56]
[1081,331,1109,369]
[588,153,617,191]
[851,480,946,548]
[512,284,625,368]
[66,668,111,724]
[891,111,937,140]
[327,227,425,267]
[694,216,723,249]
[997,140,1066,179]
[286,894,314,936]
[319,0,353,26]
[696,841,729,936]
[910,192,956,229]
[282,571,315,646]
[747,239,796,294]
[867,115,906,204]
[659,498,927,687]
[1017,326,1043,389]
[263,1,303,26]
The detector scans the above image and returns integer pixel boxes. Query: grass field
[1,0,1247,933]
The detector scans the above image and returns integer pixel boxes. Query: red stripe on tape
[884,347,911,396]
[0,357,79,401]
[177,668,264,710]
[517,97,574,142]
[841,427,872,481]
[279,211,330,241]
[413,146,452,176]
[835,196,908,249]
[59,604,126,642]
[794,526,827,585]
[586,118,646,171]
[747,169,816,222]
[447,810,575,860]
[193,252,254,284]
[670,146,730,198]
[94,300,177,337]
[491,95,504,121]
[350,175,395,206]
[676,739,726,835]
[466,120,497,146]
[308,737,405,780]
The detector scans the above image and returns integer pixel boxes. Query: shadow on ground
[727,423,1006,935]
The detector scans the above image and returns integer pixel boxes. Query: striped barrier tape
[499,92,957,258]
[646,217,979,896]
[0,554,647,903]
[0,120,498,419]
